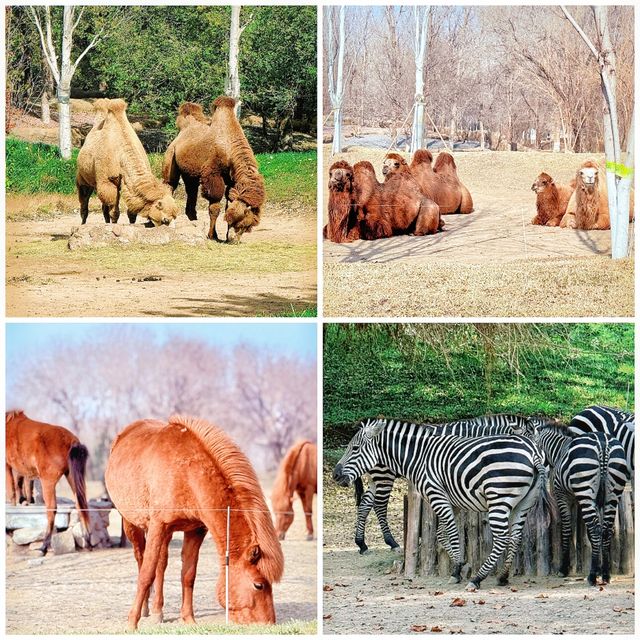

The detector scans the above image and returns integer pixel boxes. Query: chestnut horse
[105,415,284,630]
[271,441,317,541]
[5,410,91,553]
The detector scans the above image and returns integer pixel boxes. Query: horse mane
[272,440,312,510]
[105,99,168,210]
[5,409,25,422]
[169,415,284,583]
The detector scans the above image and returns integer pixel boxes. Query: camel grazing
[163,97,265,243]
[324,159,442,242]
[561,159,635,230]
[382,150,473,214]
[76,99,178,226]
[530,172,576,226]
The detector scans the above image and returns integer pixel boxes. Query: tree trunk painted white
[327,6,346,156]
[41,89,50,124]
[410,6,429,154]
[479,120,485,151]
[227,6,248,118]
[29,6,105,160]
[562,5,630,258]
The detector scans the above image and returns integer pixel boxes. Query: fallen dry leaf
[473,599,486,605]
[323,585,334,592]
[493,604,505,610]
[431,626,443,632]
[510,587,518,592]
[450,597,466,607]
[535,593,549,599]
[410,625,427,633]
[394,595,406,600]
[433,591,444,596]
[323,614,332,620]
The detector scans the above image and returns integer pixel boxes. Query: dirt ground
[323,148,634,317]
[6,480,317,634]
[6,191,316,317]
[323,471,634,635]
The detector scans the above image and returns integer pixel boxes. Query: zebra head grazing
[333,419,386,487]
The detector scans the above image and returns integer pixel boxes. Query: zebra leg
[468,511,510,590]
[556,490,573,577]
[580,499,602,586]
[431,501,463,583]
[373,477,400,550]
[355,488,374,554]
[496,514,527,586]
[600,489,622,583]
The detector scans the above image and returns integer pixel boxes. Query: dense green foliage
[323,323,634,446]
[5,138,79,194]
[7,6,316,145]
[6,139,316,205]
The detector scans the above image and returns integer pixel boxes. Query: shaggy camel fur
[561,159,635,230]
[382,150,473,214]
[531,172,576,227]
[163,97,265,243]
[324,159,442,242]
[76,99,178,226]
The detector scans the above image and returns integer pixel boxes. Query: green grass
[6,138,79,194]
[271,305,317,318]
[135,620,316,635]
[7,138,316,207]
[8,238,315,275]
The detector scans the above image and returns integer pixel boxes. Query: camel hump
[212,95,237,112]
[92,98,110,113]
[106,98,128,114]
[412,149,433,165]
[178,102,205,119]
[433,152,457,171]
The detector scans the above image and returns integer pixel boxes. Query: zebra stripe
[335,418,550,590]
[353,415,535,554]
[567,405,634,474]
[530,422,628,584]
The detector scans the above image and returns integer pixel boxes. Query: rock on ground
[68,220,206,250]
[12,527,45,546]
[51,530,76,555]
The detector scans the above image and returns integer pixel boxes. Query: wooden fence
[402,484,634,579]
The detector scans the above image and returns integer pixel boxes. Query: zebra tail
[354,477,364,507]
[598,437,610,512]
[529,458,557,528]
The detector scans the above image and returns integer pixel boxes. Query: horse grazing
[271,441,317,541]
[5,410,90,554]
[105,415,284,630]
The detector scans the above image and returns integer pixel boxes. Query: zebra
[334,418,551,590]
[352,414,536,554]
[567,406,634,476]
[528,420,628,585]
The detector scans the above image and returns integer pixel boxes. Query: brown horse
[271,441,317,541]
[104,415,285,630]
[5,410,91,553]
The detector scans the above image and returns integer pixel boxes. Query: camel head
[531,172,554,194]
[224,189,261,244]
[142,186,179,227]
[328,160,354,192]
[577,161,600,193]
[382,153,408,179]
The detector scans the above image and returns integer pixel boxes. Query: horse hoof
[149,612,163,625]
[465,582,479,592]
[306,534,314,541]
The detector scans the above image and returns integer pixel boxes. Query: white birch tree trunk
[410,6,429,154]
[227,6,246,118]
[327,6,346,156]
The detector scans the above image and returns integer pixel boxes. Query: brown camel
[163,97,265,243]
[531,172,576,227]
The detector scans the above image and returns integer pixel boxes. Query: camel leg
[39,478,58,554]
[127,521,166,631]
[183,175,200,221]
[414,201,441,236]
[300,488,314,541]
[128,211,137,225]
[560,212,576,229]
[97,179,119,224]
[6,464,16,505]
[123,519,150,618]
[149,532,172,624]
[77,182,93,224]
[208,203,222,241]
[594,213,611,230]
[180,527,207,624]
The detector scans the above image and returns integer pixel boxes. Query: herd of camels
[76,96,264,244]
[324,151,635,243]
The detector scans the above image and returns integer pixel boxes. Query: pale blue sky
[6,322,316,367]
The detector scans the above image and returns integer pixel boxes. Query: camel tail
[68,443,91,542]
[162,141,180,188]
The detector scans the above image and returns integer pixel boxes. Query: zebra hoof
[496,576,509,587]
[448,575,461,585]
[465,581,480,592]
[392,546,403,554]
[359,548,371,556]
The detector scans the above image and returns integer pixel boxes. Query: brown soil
[6,192,316,317]
[6,481,316,634]
[323,148,634,317]
[323,474,634,635]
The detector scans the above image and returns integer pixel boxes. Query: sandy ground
[6,192,316,317]
[322,472,634,635]
[6,480,317,634]
[323,148,634,317]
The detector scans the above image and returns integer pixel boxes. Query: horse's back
[295,441,317,492]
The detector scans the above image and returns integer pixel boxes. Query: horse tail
[68,443,91,542]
